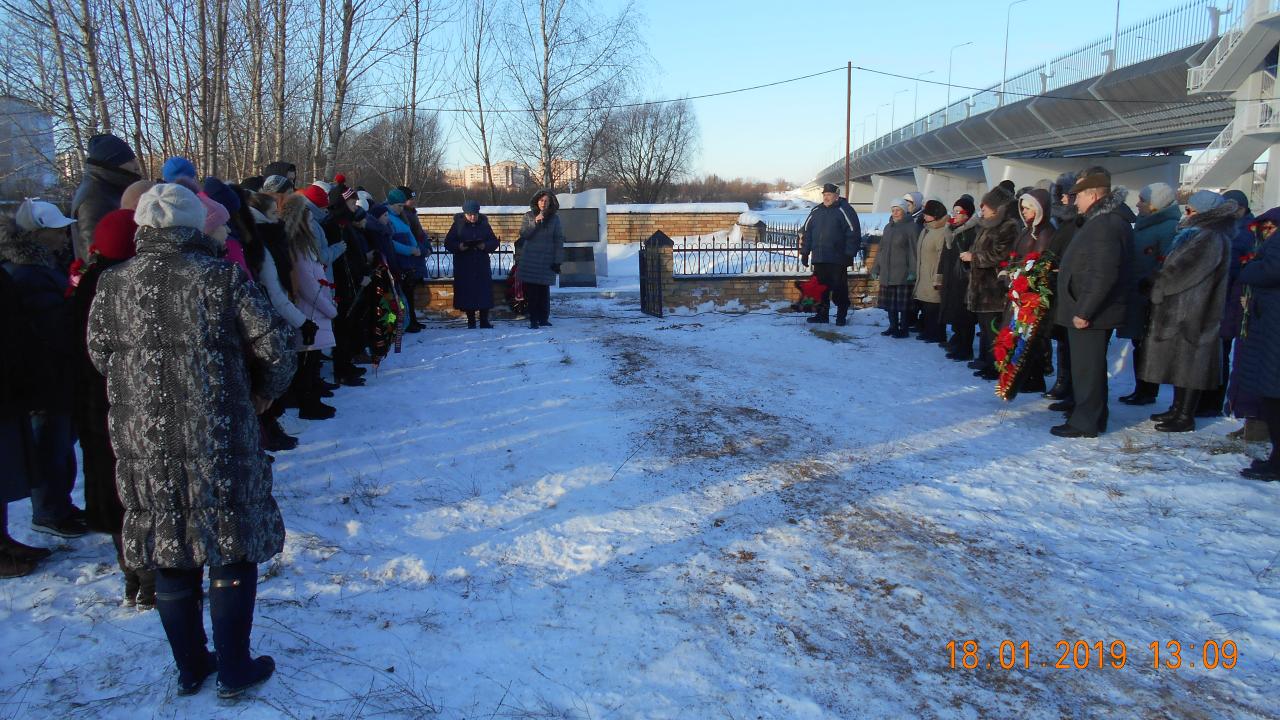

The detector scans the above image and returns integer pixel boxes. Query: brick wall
[606,212,742,245]
[415,279,511,317]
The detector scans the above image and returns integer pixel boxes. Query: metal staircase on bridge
[1181,0,1280,190]
[1186,0,1280,93]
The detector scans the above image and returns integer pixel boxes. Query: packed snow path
[2,296,1278,719]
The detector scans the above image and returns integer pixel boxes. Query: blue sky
[444,0,1183,184]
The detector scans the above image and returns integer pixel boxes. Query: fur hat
[88,209,138,260]
[997,180,1016,195]
[121,180,156,210]
[135,182,207,230]
[922,199,948,220]
[240,175,265,192]
[85,134,135,166]
[161,156,197,183]
[1139,183,1176,212]
[952,196,975,217]
[981,185,1014,211]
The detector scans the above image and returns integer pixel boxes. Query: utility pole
[845,61,852,198]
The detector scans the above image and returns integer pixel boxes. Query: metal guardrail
[831,0,1240,174]
[1180,68,1280,186]
[1187,0,1280,92]
[671,223,869,277]
[421,245,515,280]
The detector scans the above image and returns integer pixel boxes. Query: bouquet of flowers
[994,250,1056,400]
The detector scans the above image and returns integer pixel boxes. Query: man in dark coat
[445,199,501,328]
[800,183,861,325]
[1051,168,1133,438]
[0,203,87,538]
[88,182,296,698]
[71,133,142,261]
[1139,190,1233,432]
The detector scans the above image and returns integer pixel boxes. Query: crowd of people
[0,131,568,699]
[800,169,1280,480]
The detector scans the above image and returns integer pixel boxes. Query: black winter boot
[155,571,216,696]
[210,563,275,699]
[1119,380,1159,406]
[1155,388,1200,433]
[807,304,830,324]
[834,306,848,327]
[466,311,477,329]
[1150,387,1184,424]
[479,309,493,329]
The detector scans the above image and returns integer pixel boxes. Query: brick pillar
[642,231,675,315]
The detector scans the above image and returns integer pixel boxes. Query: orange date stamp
[946,639,1238,670]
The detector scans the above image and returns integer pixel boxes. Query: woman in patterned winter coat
[87,182,295,699]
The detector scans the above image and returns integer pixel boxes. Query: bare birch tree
[598,99,698,204]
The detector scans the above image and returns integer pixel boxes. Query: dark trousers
[918,302,942,340]
[525,283,551,324]
[976,312,1001,369]
[400,276,420,324]
[1053,327,1072,395]
[1262,397,1280,465]
[1068,326,1112,433]
[813,263,850,312]
[289,351,322,405]
[28,412,76,524]
[1129,339,1159,398]
[950,320,976,358]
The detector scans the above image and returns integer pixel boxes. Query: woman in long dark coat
[939,196,978,360]
[1233,206,1280,480]
[515,190,566,329]
[445,200,500,328]
[71,208,156,606]
[1139,190,1233,433]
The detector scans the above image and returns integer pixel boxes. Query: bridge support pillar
[982,156,1189,208]
[912,167,987,206]
[871,174,917,213]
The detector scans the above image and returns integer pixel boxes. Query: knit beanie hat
[161,156,197,183]
[135,182,207,230]
[1187,189,1224,213]
[202,176,242,214]
[88,209,138,260]
[262,175,293,194]
[889,198,909,214]
[922,199,948,220]
[953,196,975,216]
[386,187,408,205]
[369,203,389,219]
[198,194,231,234]
[463,199,481,214]
[121,180,156,210]
[1222,189,1250,213]
[301,184,330,209]
[1139,183,1176,212]
[85,133,135,166]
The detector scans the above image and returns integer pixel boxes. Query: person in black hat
[71,134,143,261]
[799,183,861,325]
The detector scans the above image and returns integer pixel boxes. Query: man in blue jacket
[800,183,861,325]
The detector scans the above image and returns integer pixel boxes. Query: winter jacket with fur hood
[1137,203,1233,389]
[1054,188,1133,329]
[87,224,296,570]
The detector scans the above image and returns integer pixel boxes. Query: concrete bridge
[807,0,1280,211]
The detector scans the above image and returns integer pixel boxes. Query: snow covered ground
[2,298,1278,719]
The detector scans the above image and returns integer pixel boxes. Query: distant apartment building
[530,158,580,188]
[446,158,579,189]
[0,96,58,199]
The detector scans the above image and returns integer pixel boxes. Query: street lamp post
[864,113,876,143]
[948,41,975,120]
[1001,0,1030,106]
[889,89,909,134]
[914,70,935,124]
[876,104,889,138]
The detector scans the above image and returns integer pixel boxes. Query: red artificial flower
[1024,252,1041,262]
[1241,253,1257,265]
[1012,275,1030,294]
[999,261,1009,268]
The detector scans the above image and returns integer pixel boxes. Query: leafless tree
[598,99,697,204]
[457,0,497,202]
[497,0,641,191]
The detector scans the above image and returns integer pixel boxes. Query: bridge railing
[841,0,1243,171]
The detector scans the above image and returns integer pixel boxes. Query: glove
[800,253,809,268]
[300,320,318,345]
[551,263,562,274]
[906,272,916,284]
